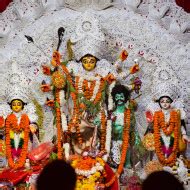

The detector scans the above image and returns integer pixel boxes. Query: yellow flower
[71,160,78,167]
[20,131,24,138]
[10,130,14,139]
[81,183,95,190]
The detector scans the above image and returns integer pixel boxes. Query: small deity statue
[109,85,141,169]
[145,81,189,166]
[0,62,39,169]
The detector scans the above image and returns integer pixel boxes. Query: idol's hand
[51,51,61,67]
[41,84,52,92]
[120,50,128,61]
[133,77,142,94]
[130,64,139,74]
[30,124,37,134]
[182,134,190,143]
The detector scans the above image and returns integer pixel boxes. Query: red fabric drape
[176,0,190,13]
[0,0,12,12]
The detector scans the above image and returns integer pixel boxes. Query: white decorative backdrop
[0,0,189,155]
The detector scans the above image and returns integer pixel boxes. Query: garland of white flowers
[102,81,115,161]
[75,162,104,177]
[90,76,101,102]
[103,119,112,161]
[108,81,116,111]
[59,90,70,160]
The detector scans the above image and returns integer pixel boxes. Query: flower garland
[71,156,106,190]
[99,109,131,188]
[55,89,63,159]
[100,109,107,151]
[108,81,116,111]
[153,110,180,166]
[144,160,163,175]
[104,119,112,161]
[76,75,105,104]
[93,78,105,105]
[82,79,96,100]
[73,76,83,144]
[60,66,82,145]
[5,114,30,169]
[142,133,155,151]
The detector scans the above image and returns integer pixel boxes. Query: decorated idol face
[111,85,130,107]
[11,99,24,113]
[115,93,126,106]
[159,96,172,110]
[82,55,97,71]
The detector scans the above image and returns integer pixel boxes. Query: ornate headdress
[5,60,31,103]
[151,64,180,101]
[70,11,106,60]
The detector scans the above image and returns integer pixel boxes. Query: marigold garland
[153,110,180,166]
[82,79,96,100]
[100,109,107,151]
[5,114,30,169]
[73,76,83,144]
[55,89,63,159]
[99,109,131,188]
[59,65,82,144]
[93,78,105,105]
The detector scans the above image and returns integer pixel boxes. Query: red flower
[130,64,139,74]
[120,50,128,61]
[41,84,51,92]
[0,116,4,128]
[105,73,115,84]
[146,110,153,123]
[51,51,61,67]
[45,99,54,107]
[42,65,51,75]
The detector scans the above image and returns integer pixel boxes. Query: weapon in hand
[57,27,65,51]
[24,35,49,58]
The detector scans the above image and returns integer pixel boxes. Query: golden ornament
[52,71,66,89]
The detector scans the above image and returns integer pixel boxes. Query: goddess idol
[41,11,142,188]
[0,61,39,169]
[144,65,189,167]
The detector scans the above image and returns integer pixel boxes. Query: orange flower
[98,109,131,188]
[51,51,61,67]
[104,73,115,84]
[79,103,86,110]
[120,50,128,61]
[52,71,66,89]
[82,79,96,100]
[42,65,51,75]
[143,133,155,151]
[0,140,6,156]
[41,84,51,92]
[130,64,139,74]
[5,114,30,169]
[45,99,54,107]
[100,109,107,151]
[153,110,179,166]
[0,116,5,129]
[55,89,63,159]
[75,157,96,170]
